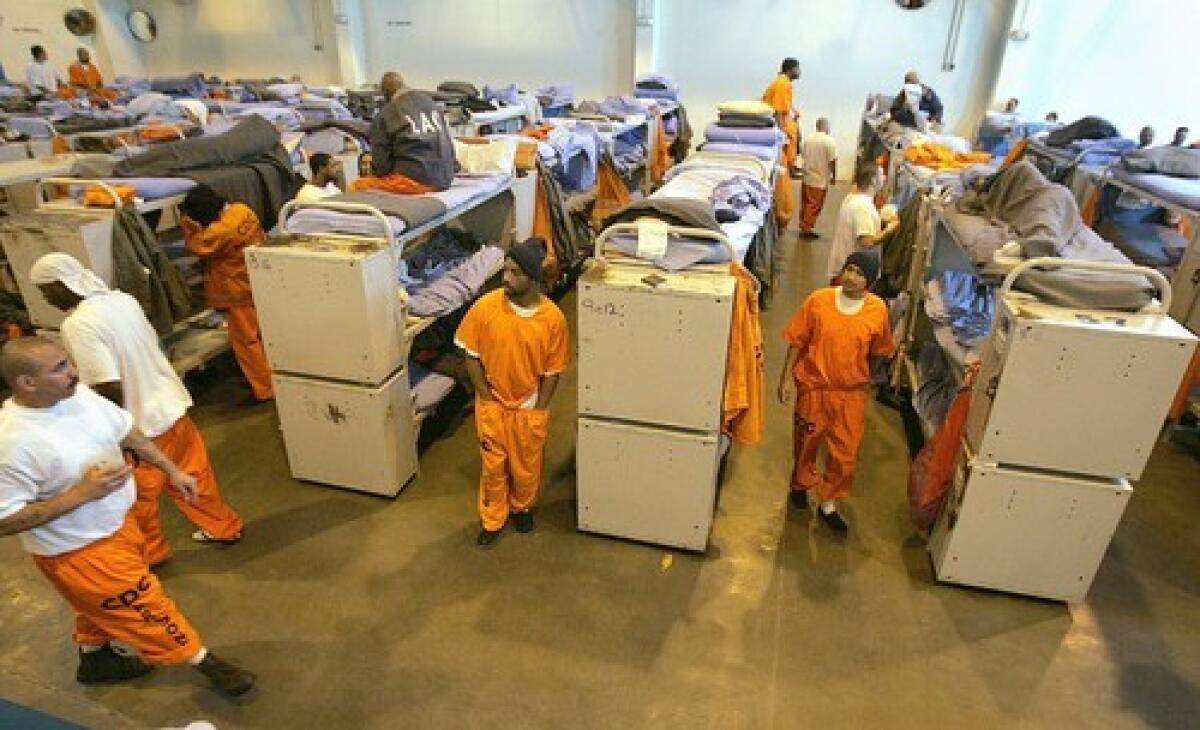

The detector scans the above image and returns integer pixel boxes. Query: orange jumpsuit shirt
[181,203,264,309]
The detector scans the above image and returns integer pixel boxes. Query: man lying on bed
[353,71,456,194]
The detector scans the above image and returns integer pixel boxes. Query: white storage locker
[577,262,735,432]
[576,417,721,552]
[274,367,418,497]
[929,442,1132,602]
[246,236,407,384]
[0,211,113,328]
[965,295,1197,480]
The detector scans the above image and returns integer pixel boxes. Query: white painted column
[331,0,367,88]
[632,0,661,80]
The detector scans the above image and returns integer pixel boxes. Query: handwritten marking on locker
[581,298,624,318]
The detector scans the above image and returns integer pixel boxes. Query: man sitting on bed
[68,48,119,105]
[353,71,456,194]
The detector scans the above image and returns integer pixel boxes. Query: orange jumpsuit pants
[134,414,243,565]
[781,117,799,171]
[226,304,273,400]
[32,516,203,665]
[799,184,828,233]
[774,169,795,231]
[791,386,868,502]
[475,399,550,531]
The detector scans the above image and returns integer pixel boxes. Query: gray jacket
[369,89,456,191]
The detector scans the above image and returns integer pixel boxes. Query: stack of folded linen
[634,73,679,102]
[702,101,784,161]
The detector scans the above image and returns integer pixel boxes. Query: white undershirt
[834,286,866,315]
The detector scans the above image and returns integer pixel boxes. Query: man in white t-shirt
[798,117,838,239]
[30,253,244,566]
[825,161,899,282]
[0,336,255,696]
[294,152,344,203]
[25,45,65,97]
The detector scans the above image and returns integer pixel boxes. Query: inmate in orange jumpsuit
[68,62,119,103]
[181,203,274,401]
[134,415,243,565]
[33,516,203,665]
[762,73,799,170]
[782,288,894,501]
[454,290,571,530]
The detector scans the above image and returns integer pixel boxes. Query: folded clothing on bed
[150,74,207,99]
[716,112,777,129]
[405,245,504,317]
[717,100,773,118]
[904,142,993,170]
[284,207,405,238]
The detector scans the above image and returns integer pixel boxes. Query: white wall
[656,0,1016,180]
[0,0,115,84]
[993,0,1200,143]
[360,0,635,99]
[133,0,341,84]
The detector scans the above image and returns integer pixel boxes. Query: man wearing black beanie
[454,238,571,547]
[777,251,894,532]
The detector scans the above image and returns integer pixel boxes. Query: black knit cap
[843,251,879,286]
[507,237,547,280]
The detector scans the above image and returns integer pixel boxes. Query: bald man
[355,71,456,193]
[798,118,838,239]
[0,337,255,696]
[68,48,118,104]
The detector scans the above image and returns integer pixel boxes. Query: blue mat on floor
[0,699,86,729]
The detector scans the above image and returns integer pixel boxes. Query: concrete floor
[2,186,1198,729]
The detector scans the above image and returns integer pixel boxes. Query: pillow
[717,100,774,118]
[453,137,518,175]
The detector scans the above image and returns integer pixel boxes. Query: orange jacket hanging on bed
[531,171,561,287]
[649,110,671,185]
[903,143,993,171]
[591,153,632,229]
[722,263,765,445]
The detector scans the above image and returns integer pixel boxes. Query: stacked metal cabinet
[929,261,1197,601]
[0,210,113,328]
[575,229,736,551]
[246,220,418,498]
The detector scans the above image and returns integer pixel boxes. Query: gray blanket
[603,196,722,233]
[329,191,447,229]
[954,161,1153,310]
[114,116,298,228]
[1122,146,1200,178]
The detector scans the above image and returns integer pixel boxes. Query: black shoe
[195,653,256,697]
[477,528,502,547]
[237,395,273,408]
[76,644,154,684]
[513,511,534,533]
[818,508,849,533]
[800,230,820,240]
[788,490,810,510]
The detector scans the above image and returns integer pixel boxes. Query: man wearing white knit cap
[31,253,243,565]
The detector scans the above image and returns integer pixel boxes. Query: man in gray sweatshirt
[368,71,456,191]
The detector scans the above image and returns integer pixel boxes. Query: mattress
[1112,168,1200,211]
[281,174,511,239]
[101,177,197,200]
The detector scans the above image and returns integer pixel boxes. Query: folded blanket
[700,142,778,161]
[716,113,776,129]
[705,123,784,147]
[284,207,404,238]
[603,195,722,232]
[328,190,447,228]
[406,245,504,317]
[717,100,773,118]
